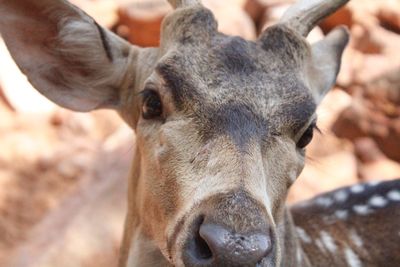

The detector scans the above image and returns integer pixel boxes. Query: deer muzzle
[178,190,275,267]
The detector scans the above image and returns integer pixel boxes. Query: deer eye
[141,90,163,119]
[296,123,316,149]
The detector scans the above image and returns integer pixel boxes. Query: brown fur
[292,179,400,267]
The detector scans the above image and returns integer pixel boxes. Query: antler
[280,0,350,36]
[167,0,200,9]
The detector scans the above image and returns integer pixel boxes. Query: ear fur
[0,0,140,111]
[308,26,349,103]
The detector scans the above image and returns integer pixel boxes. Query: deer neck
[279,208,312,267]
[119,149,173,267]
[123,227,170,267]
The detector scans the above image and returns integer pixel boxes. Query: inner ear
[307,26,349,103]
[41,18,131,110]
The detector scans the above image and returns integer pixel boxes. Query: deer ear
[308,26,349,103]
[0,0,140,111]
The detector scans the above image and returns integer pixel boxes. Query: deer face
[123,5,348,266]
[0,0,349,266]
[131,12,318,266]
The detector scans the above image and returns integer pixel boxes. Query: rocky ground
[0,0,399,266]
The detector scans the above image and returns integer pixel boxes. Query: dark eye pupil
[142,91,162,119]
[297,126,314,149]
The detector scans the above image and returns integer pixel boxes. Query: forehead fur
[161,6,217,47]
[156,8,316,148]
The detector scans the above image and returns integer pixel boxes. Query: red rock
[359,159,400,182]
[244,0,294,24]
[354,138,384,163]
[328,3,400,87]
[351,23,383,54]
[319,6,353,34]
[244,0,265,23]
[336,46,361,88]
[259,3,291,32]
[116,0,172,47]
[333,67,400,163]
[377,1,400,33]
[203,0,257,40]
[350,21,400,84]
[332,102,371,140]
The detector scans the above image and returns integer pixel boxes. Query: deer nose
[184,221,272,266]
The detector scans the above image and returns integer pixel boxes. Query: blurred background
[0,0,399,266]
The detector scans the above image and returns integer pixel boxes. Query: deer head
[0,0,349,266]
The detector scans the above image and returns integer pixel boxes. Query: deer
[1,0,399,266]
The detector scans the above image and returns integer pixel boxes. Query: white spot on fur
[316,196,334,207]
[334,190,349,202]
[296,248,302,263]
[368,180,381,187]
[368,195,388,208]
[387,190,400,201]
[334,209,349,220]
[320,231,337,253]
[344,246,362,267]
[296,227,312,243]
[350,184,364,194]
[353,204,372,215]
[349,230,363,248]
[315,239,326,254]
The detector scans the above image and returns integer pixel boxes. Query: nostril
[199,223,273,265]
[199,223,229,254]
[184,217,273,266]
[186,216,213,263]
[193,228,213,260]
